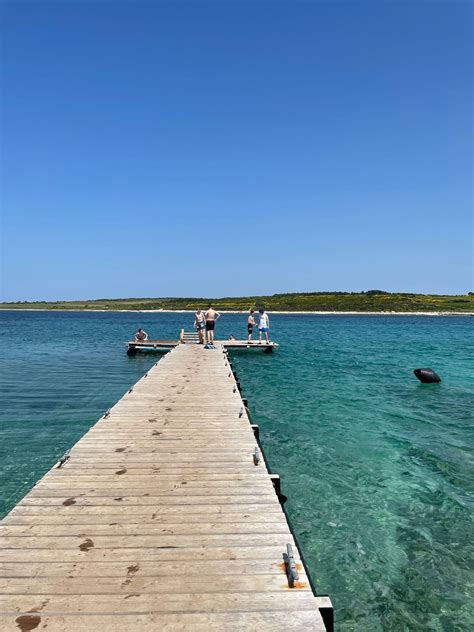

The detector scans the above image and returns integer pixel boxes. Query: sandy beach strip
[0,308,472,316]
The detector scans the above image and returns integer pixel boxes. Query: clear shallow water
[0,311,472,630]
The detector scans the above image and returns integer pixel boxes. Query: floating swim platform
[127,331,279,354]
[127,339,178,353]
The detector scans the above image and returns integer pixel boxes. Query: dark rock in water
[414,368,441,383]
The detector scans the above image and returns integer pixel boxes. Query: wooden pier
[0,343,331,631]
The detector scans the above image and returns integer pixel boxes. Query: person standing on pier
[247,309,256,343]
[194,309,206,344]
[205,305,220,344]
[258,309,270,344]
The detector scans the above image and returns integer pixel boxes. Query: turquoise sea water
[0,311,472,630]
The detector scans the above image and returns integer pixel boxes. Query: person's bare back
[204,306,220,344]
[205,308,218,321]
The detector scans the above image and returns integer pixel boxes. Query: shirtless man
[135,328,148,341]
[247,309,256,342]
[204,305,220,344]
[194,309,206,344]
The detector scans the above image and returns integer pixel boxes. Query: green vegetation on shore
[1,291,472,312]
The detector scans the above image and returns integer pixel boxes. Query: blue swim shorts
[259,327,268,333]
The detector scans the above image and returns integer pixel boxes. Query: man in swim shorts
[135,328,148,341]
[247,309,256,342]
[258,309,270,344]
[204,305,220,344]
[194,309,206,344]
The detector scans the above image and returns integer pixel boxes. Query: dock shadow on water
[0,310,472,630]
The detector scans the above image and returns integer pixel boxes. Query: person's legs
[206,322,215,344]
[265,329,270,343]
[258,328,262,343]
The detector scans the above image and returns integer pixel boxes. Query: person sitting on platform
[135,328,148,341]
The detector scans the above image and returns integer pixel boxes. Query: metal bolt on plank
[283,543,299,588]
[253,447,261,465]
[54,450,71,469]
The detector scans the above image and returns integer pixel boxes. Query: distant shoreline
[1,291,471,314]
[0,308,472,316]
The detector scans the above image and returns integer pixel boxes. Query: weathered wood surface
[0,344,326,631]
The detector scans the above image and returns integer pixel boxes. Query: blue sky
[1,0,472,301]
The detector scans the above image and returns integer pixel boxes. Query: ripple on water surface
[0,311,472,630]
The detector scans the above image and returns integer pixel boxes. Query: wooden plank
[0,591,318,613]
[0,523,291,536]
[18,495,278,505]
[0,559,295,577]
[0,545,301,563]
[0,573,312,594]
[56,457,261,463]
[2,514,287,527]
[0,611,325,632]
[29,485,273,495]
[4,506,284,520]
[0,533,296,548]
[43,466,267,484]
